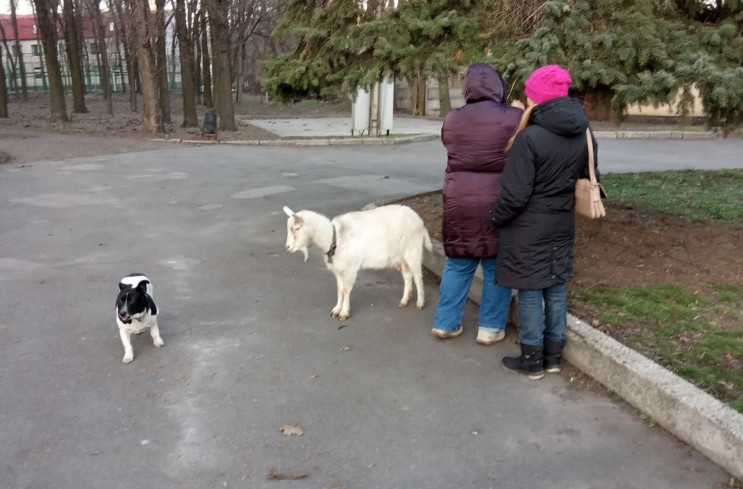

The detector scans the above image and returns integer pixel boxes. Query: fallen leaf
[265,469,308,481]
[279,425,303,436]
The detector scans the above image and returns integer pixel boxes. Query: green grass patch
[569,283,743,412]
[602,169,743,223]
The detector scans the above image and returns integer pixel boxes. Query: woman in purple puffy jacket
[431,64,522,344]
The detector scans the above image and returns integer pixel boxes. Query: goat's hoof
[330,309,340,318]
[398,301,409,308]
[339,314,349,321]
[416,303,425,310]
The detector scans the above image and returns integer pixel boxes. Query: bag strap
[585,128,597,184]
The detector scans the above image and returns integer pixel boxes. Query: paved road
[1,139,741,489]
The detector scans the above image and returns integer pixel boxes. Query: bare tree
[62,0,87,112]
[206,0,235,130]
[192,5,202,105]
[0,47,8,117]
[0,21,18,94]
[88,0,113,114]
[9,0,28,100]
[200,9,212,107]
[111,0,138,111]
[175,0,197,126]
[106,0,127,94]
[132,0,164,132]
[231,0,288,96]
[32,0,68,122]
[154,0,171,123]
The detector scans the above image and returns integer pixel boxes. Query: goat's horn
[283,206,295,217]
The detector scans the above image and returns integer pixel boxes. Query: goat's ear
[283,206,295,217]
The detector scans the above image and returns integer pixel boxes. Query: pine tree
[262,0,485,104]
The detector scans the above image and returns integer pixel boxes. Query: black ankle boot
[502,344,544,380]
[543,338,565,374]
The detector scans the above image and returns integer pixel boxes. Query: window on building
[31,44,41,56]
[34,67,43,79]
[12,45,21,57]
[90,42,99,55]
[109,22,115,32]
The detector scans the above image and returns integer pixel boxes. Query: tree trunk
[200,10,213,108]
[90,0,112,114]
[132,0,164,133]
[411,73,426,117]
[436,71,451,118]
[116,0,138,111]
[107,0,126,93]
[10,0,28,100]
[32,0,68,122]
[63,0,87,113]
[175,0,198,127]
[0,48,8,117]
[206,0,235,131]
[193,10,202,106]
[155,0,171,124]
[234,43,243,105]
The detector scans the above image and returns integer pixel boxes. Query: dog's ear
[119,282,128,291]
[136,280,150,294]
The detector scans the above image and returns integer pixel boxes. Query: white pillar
[351,88,370,136]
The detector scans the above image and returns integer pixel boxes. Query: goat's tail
[422,228,433,251]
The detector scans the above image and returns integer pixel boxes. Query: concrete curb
[148,129,722,147]
[420,239,743,479]
[593,130,717,140]
[149,133,440,147]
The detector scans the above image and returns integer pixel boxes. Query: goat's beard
[299,246,308,262]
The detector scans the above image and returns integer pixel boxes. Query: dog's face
[116,280,150,323]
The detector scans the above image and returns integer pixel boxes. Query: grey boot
[543,338,565,374]
[502,344,544,380]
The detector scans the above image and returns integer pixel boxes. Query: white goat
[283,204,433,320]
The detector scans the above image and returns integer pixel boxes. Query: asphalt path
[1,138,741,488]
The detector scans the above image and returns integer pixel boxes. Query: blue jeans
[517,284,567,346]
[433,257,512,333]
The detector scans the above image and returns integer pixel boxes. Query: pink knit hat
[524,65,572,104]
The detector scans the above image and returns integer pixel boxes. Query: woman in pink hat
[488,65,600,379]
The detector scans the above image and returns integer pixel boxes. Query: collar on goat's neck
[326,223,337,263]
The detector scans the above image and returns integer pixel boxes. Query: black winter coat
[488,97,598,289]
[441,64,522,258]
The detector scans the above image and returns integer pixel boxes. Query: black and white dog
[116,274,163,363]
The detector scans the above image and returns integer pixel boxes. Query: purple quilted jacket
[441,64,522,258]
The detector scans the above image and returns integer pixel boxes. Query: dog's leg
[120,329,134,363]
[150,320,164,348]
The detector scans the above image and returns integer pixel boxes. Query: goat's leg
[398,263,413,307]
[404,249,426,310]
[331,274,344,318]
[336,270,357,320]
[412,264,426,310]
